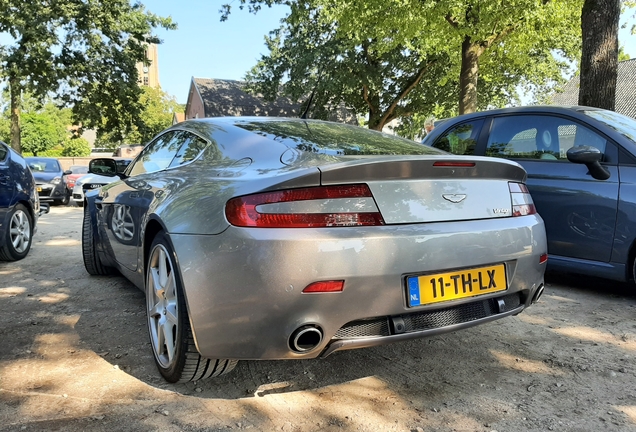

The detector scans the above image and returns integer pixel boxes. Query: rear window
[236,120,444,156]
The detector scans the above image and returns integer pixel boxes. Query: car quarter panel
[170,215,546,360]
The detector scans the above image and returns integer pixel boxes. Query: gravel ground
[1,205,636,432]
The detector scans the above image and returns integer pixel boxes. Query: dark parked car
[425,105,636,283]
[25,157,71,206]
[0,142,48,261]
[82,117,547,383]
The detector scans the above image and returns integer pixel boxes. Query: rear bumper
[170,215,546,360]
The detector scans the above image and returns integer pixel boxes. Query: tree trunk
[458,37,483,115]
[579,0,620,110]
[9,76,22,153]
[368,112,384,131]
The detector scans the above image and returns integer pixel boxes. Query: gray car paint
[87,117,547,361]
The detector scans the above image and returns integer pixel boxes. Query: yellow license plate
[407,264,507,307]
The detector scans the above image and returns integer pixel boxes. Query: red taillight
[509,182,537,217]
[302,280,345,293]
[539,253,548,264]
[225,184,385,228]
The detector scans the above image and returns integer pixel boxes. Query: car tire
[146,232,238,383]
[82,206,114,275]
[60,192,70,206]
[76,201,84,208]
[0,204,33,261]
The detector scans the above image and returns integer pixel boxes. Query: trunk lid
[318,156,527,224]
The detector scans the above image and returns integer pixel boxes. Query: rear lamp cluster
[509,182,537,217]
[225,184,385,228]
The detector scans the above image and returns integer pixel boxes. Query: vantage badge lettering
[407,264,507,307]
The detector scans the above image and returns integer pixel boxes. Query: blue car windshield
[583,110,636,145]
[26,158,61,172]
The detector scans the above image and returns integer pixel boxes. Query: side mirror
[566,146,610,181]
[63,170,72,175]
[89,158,119,177]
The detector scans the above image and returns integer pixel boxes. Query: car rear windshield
[583,110,636,145]
[26,158,61,172]
[235,120,444,156]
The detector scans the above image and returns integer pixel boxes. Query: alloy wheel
[10,209,31,254]
[146,244,179,369]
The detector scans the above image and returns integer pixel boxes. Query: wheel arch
[143,217,166,271]
[16,199,35,224]
[142,221,208,369]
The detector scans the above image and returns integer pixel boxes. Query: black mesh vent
[332,293,521,340]
[334,318,390,339]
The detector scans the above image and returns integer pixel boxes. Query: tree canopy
[223,0,583,134]
[0,0,175,152]
[95,86,183,148]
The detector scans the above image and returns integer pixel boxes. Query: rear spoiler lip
[317,157,527,185]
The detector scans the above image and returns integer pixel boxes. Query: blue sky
[142,1,289,103]
[144,1,636,104]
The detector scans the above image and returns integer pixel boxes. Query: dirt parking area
[1,206,636,432]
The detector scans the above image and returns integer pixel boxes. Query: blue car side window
[432,120,483,155]
[486,115,607,161]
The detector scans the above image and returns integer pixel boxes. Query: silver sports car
[82,117,547,383]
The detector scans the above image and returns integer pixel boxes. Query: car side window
[169,132,209,167]
[0,143,8,163]
[128,131,184,176]
[486,115,607,161]
[431,120,483,155]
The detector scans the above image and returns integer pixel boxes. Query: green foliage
[94,87,182,147]
[0,0,176,151]
[62,137,91,157]
[0,115,9,143]
[224,0,583,122]
[242,1,459,130]
[20,111,67,156]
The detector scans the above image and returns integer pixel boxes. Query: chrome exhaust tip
[532,284,545,304]
[290,325,323,353]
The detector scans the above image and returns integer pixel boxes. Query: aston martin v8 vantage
[82,117,547,383]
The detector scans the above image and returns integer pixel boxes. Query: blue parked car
[424,105,636,283]
[0,142,48,261]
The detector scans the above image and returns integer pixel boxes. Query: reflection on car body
[72,158,132,207]
[81,117,547,384]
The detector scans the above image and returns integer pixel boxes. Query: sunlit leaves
[0,0,175,151]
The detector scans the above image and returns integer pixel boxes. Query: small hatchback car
[25,157,71,206]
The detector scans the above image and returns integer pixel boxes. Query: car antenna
[300,69,323,120]
[300,88,316,120]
